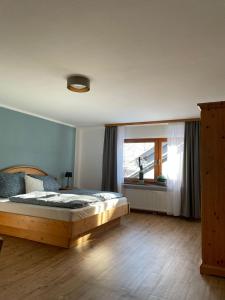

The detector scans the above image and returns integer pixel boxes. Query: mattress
[0,197,128,222]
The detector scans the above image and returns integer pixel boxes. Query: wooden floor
[1,213,225,300]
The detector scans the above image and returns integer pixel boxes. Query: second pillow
[25,175,44,193]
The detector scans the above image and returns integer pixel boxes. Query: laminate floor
[0,213,225,300]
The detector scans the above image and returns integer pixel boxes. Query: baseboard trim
[130,208,166,216]
[200,263,225,277]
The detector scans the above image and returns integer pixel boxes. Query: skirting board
[0,204,129,248]
[200,263,225,278]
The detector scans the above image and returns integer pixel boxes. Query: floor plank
[0,213,225,300]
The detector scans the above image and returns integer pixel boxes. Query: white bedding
[0,196,128,222]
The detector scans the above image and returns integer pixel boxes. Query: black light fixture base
[67,75,90,93]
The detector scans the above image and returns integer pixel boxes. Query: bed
[0,165,129,248]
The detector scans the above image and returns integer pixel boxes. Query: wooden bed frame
[0,165,129,248]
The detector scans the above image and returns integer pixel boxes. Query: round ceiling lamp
[67,75,90,93]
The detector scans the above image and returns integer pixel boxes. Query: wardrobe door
[199,101,225,277]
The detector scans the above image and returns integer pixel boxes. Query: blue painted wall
[0,107,75,184]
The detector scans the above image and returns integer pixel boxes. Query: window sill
[123,183,167,192]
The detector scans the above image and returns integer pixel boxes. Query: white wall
[125,124,168,139]
[75,126,105,190]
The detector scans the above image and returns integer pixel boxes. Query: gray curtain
[101,126,118,192]
[181,121,201,219]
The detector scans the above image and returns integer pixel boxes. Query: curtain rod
[105,117,200,127]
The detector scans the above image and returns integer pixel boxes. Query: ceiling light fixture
[67,75,90,93]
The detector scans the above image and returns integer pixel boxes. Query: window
[123,138,167,184]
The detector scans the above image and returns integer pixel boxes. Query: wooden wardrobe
[198,101,225,277]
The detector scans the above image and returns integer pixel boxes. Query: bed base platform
[0,165,129,248]
[0,204,129,248]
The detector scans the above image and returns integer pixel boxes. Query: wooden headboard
[0,165,48,176]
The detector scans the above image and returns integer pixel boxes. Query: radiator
[123,188,167,213]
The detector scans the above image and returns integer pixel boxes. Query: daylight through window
[123,138,167,183]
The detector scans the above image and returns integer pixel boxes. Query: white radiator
[123,188,167,213]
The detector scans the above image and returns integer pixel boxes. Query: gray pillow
[0,172,25,198]
[30,175,60,192]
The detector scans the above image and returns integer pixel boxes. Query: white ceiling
[0,0,224,126]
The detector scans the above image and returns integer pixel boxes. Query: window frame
[124,138,167,184]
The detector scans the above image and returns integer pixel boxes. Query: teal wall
[0,107,75,184]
